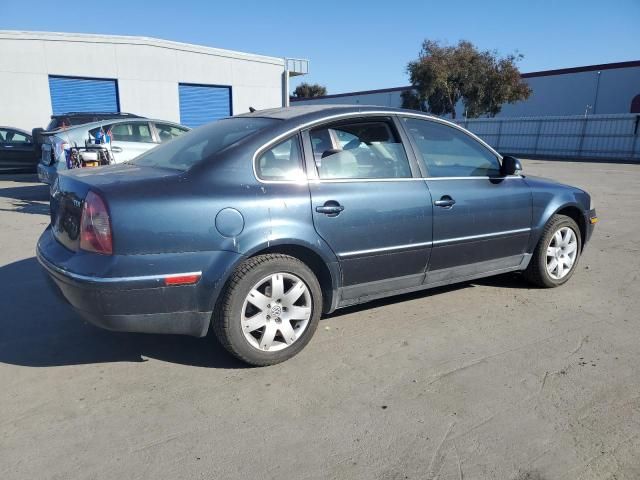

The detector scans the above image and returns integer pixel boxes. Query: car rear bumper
[37,227,242,337]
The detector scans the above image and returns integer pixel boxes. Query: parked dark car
[0,127,38,172]
[37,106,597,365]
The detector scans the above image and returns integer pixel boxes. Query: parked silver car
[37,118,189,184]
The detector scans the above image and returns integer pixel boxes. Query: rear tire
[524,214,582,288]
[213,254,322,366]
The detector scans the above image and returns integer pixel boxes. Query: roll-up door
[48,76,119,115]
[179,84,232,128]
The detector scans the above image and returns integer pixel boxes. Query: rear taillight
[80,191,113,255]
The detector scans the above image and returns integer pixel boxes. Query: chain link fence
[456,113,640,161]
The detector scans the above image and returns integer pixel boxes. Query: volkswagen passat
[37,106,597,365]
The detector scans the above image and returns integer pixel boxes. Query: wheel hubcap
[546,226,578,280]
[241,273,312,352]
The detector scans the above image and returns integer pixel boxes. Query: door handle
[316,201,344,217]
[434,196,456,208]
[111,146,122,153]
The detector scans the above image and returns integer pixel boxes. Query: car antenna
[249,107,256,113]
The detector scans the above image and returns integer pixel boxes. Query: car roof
[0,126,32,136]
[232,104,501,161]
[235,105,447,132]
[50,112,143,119]
[236,104,425,122]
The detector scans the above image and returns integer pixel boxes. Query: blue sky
[2,0,638,94]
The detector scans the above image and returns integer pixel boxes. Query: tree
[402,40,531,118]
[292,83,327,99]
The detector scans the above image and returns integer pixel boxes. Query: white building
[0,30,308,130]
[292,61,640,118]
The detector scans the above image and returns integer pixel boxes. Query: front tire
[524,214,582,288]
[213,254,322,366]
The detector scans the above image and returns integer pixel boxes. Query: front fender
[525,176,591,252]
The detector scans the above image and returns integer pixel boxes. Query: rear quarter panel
[87,148,340,273]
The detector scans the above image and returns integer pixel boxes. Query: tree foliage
[292,82,328,99]
[402,40,531,118]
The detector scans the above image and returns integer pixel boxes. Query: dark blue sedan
[37,106,598,365]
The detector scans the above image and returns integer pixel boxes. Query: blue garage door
[179,84,231,128]
[49,76,119,115]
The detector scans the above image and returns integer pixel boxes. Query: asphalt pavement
[1,159,639,480]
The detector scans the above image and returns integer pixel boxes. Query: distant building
[292,60,640,118]
[0,31,308,130]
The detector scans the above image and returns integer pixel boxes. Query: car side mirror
[500,156,522,176]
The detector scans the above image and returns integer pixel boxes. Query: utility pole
[283,60,290,108]
[593,71,602,114]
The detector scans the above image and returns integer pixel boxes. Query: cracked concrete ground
[1,159,639,480]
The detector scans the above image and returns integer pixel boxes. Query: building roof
[0,30,286,66]
[291,59,640,102]
[520,60,640,78]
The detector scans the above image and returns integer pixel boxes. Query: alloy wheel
[546,226,578,280]
[241,273,312,352]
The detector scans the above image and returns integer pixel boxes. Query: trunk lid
[51,164,180,252]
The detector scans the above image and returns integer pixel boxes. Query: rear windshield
[129,117,277,171]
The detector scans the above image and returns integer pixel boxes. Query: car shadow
[0,178,50,216]
[472,271,534,289]
[0,256,534,369]
[325,282,471,319]
[326,272,532,319]
[0,257,247,369]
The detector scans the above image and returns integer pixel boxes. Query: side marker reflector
[164,273,201,286]
[589,217,599,224]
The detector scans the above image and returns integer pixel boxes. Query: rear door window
[155,123,189,143]
[110,122,154,143]
[0,129,30,144]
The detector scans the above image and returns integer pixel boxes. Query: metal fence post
[577,116,589,158]
[496,119,503,151]
[632,115,640,161]
[533,119,542,156]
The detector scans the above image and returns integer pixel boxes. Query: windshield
[129,117,277,171]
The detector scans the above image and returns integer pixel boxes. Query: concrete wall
[293,64,640,119]
[0,31,286,130]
